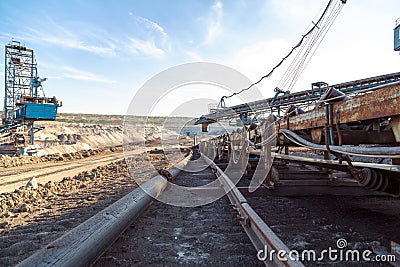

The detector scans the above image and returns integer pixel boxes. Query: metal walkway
[195,71,400,125]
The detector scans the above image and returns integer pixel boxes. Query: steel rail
[17,153,192,267]
[202,154,304,267]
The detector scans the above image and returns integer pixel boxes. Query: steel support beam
[278,83,400,131]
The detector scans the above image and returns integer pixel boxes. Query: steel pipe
[280,129,400,158]
[17,153,191,267]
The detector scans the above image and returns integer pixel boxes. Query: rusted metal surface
[311,127,323,144]
[196,72,400,127]
[391,115,400,142]
[278,83,400,131]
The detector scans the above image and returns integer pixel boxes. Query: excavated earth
[0,151,175,266]
[0,147,120,168]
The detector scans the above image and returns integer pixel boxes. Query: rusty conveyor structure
[195,72,400,128]
[195,72,400,197]
[278,81,400,146]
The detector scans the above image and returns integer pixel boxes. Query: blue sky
[1,0,400,116]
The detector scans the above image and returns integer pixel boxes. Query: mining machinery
[195,17,400,197]
[0,40,61,155]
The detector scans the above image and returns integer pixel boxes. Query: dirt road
[0,150,176,266]
[0,152,127,194]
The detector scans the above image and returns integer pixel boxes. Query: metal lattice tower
[3,40,37,124]
[1,41,60,152]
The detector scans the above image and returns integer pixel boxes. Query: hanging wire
[278,0,344,92]
[218,0,347,108]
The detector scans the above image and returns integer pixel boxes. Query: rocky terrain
[34,121,127,155]
[0,113,199,265]
[0,147,119,168]
[0,113,193,169]
[0,151,177,266]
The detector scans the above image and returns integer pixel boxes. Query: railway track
[96,151,263,266]
[17,149,299,266]
[16,147,400,266]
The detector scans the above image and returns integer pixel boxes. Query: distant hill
[56,113,194,125]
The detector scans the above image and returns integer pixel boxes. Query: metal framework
[1,41,61,154]
[3,41,36,124]
[195,71,400,127]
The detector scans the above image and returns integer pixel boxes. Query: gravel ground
[2,148,398,266]
[95,153,263,266]
[0,151,174,266]
[248,195,400,266]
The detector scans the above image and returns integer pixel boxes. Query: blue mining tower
[395,18,400,51]
[1,41,62,155]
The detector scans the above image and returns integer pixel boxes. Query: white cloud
[126,37,165,58]
[39,33,116,57]
[135,16,168,37]
[256,0,400,90]
[1,15,171,59]
[267,0,320,21]
[204,1,224,44]
[130,14,170,55]
[225,39,292,92]
[18,19,118,57]
[186,51,203,61]
[61,66,116,84]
